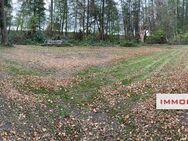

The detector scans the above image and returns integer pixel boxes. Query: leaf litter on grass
[0,46,188,140]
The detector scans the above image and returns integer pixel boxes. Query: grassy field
[0,45,188,140]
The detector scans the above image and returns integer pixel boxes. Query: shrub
[146,29,167,44]
[8,31,46,45]
[120,40,138,47]
[67,39,79,45]
[8,31,27,44]
[170,33,188,45]
[31,32,46,43]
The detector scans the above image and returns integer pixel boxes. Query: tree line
[1,0,188,45]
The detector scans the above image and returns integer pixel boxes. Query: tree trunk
[134,0,141,40]
[64,0,68,36]
[82,0,86,33]
[0,0,8,46]
[182,0,185,28]
[140,29,146,43]
[86,0,90,35]
[50,0,54,32]
[186,0,188,24]
[74,0,78,34]
[101,0,105,40]
[177,0,180,32]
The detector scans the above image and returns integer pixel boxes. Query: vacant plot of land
[0,45,188,140]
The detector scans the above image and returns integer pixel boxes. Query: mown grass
[2,46,188,140]
[16,48,183,119]
[66,49,177,101]
[1,46,188,140]
[4,47,184,122]
[2,59,53,76]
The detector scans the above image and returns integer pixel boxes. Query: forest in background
[1,0,188,46]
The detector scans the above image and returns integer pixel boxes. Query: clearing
[0,45,187,140]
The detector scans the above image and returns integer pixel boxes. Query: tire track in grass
[57,48,188,139]
[107,51,178,102]
[40,51,168,107]
[78,49,173,83]
[181,49,188,71]
[112,51,166,68]
[156,50,182,71]
[62,50,176,106]
[106,50,174,81]
[110,51,169,71]
[140,49,182,80]
[71,50,173,101]
[119,50,178,84]
[159,49,187,73]
[124,49,188,139]
[78,50,170,80]
[95,50,181,124]
[151,48,187,74]
[78,50,177,108]
[143,50,177,70]
[24,49,177,115]
[122,51,182,113]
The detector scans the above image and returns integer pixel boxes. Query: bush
[31,32,46,43]
[120,40,138,47]
[8,31,27,44]
[8,31,46,45]
[146,30,167,44]
[170,33,188,45]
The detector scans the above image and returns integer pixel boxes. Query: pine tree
[28,0,46,32]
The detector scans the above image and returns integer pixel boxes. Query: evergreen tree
[28,0,46,32]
